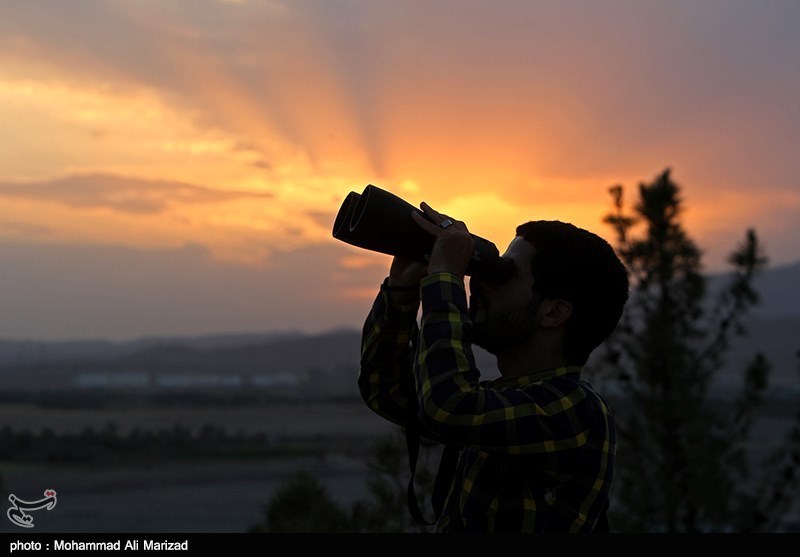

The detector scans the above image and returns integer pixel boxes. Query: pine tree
[599,168,799,532]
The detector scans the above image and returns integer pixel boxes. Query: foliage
[350,430,438,533]
[600,168,800,532]
[249,470,352,533]
[250,429,438,533]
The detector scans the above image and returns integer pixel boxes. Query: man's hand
[388,256,427,288]
[412,202,475,279]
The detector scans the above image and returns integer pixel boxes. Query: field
[1,396,798,533]
[0,400,396,533]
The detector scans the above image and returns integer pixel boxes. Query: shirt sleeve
[358,278,421,427]
[415,272,593,455]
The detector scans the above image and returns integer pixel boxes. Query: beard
[469,293,540,354]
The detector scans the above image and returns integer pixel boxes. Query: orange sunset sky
[1,0,798,340]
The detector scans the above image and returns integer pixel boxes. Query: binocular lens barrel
[331,190,361,244]
[332,185,514,281]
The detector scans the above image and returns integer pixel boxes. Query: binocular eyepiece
[331,184,514,281]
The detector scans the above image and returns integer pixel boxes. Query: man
[358,201,629,533]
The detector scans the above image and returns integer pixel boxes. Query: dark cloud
[0,174,273,214]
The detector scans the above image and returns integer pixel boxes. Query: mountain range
[0,260,797,396]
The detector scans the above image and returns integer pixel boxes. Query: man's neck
[496,342,566,380]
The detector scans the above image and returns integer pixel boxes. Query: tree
[350,429,438,533]
[599,168,800,532]
[249,429,438,533]
[249,470,352,533]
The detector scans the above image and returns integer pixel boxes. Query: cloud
[0,170,356,267]
[0,174,272,215]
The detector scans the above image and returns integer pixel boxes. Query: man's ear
[539,299,572,328]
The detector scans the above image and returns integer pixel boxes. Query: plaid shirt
[359,272,615,533]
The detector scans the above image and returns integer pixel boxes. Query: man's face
[468,236,540,354]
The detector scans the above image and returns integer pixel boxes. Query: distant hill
[0,329,362,397]
[709,259,800,319]
[0,260,796,397]
[0,315,795,398]
[752,260,800,319]
[0,331,307,367]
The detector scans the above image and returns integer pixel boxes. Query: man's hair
[515,221,629,365]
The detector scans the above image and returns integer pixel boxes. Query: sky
[1,0,798,341]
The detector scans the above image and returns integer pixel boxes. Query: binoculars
[331,184,514,280]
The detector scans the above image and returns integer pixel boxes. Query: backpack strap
[593,499,611,532]
[405,425,459,526]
